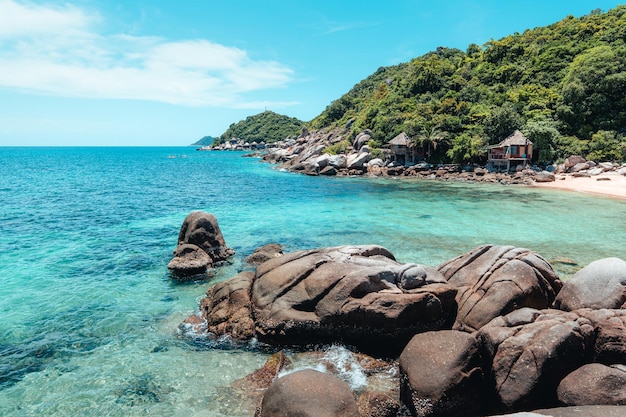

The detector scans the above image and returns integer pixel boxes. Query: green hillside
[215,111,304,145]
[310,7,626,164]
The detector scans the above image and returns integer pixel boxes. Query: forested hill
[310,6,626,164]
[215,111,304,144]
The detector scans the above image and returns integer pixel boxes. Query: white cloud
[0,0,295,107]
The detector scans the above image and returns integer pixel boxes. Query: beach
[532,172,626,200]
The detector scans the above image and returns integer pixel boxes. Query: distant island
[190,135,215,147]
[201,7,625,167]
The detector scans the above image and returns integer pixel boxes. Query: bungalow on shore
[388,132,413,165]
[487,130,533,172]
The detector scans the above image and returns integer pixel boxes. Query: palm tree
[414,124,449,161]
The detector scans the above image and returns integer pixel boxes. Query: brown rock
[251,245,457,355]
[168,211,234,277]
[553,257,626,311]
[232,351,291,391]
[167,243,211,276]
[478,308,595,411]
[399,330,485,417]
[575,308,626,364]
[557,363,626,406]
[438,245,562,332]
[358,391,401,417]
[244,244,284,266]
[200,271,255,340]
[564,155,586,168]
[256,369,359,417]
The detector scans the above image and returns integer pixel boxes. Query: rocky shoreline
[249,127,626,190]
[169,212,626,417]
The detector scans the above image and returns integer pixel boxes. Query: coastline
[531,172,626,200]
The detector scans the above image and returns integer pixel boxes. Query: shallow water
[0,147,624,416]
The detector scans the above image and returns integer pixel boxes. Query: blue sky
[0,1,623,146]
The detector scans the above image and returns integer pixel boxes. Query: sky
[0,0,624,146]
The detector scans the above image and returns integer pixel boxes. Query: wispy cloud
[0,0,295,107]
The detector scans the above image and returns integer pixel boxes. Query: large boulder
[347,149,372,170]
[575,308,626,364]
[557,363,626,406]
[553,257,626,311]
[251,245,457,355]
[399,330,486,417]
[200,271,255,340]
[438,245,562,332]
[564,155,586,168]
[478,308,595,412]
[354,133,372,151]
[534,171,555,183]
[168,211,234,276]
[256,369,359,417]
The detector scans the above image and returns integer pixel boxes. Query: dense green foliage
[215,111,304,144]
[310,7,626,164]
[191,136,215,146]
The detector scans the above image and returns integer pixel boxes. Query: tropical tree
[412,123,449,162]
[447,132,486,163]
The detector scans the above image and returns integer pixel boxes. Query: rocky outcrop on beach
[167,211,234,278]
[179,233,626,416]
[438,245,563,332]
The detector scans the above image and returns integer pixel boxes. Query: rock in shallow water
[167,211,234,278]
[256,369,359,417]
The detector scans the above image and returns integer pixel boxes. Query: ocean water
[0,147,624,416]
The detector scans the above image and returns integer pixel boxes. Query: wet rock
[478,308,595,412]
[168,211,234,277]
[557,363,626,406]
[244,244,284,266]
[252,245,456,355]
[200,271,255,340]
[399,330,485,417]
[438,245,562,332]
[167,244,212,276]
[256,369,359,417]
[554,257,626,311]
[358,391,401,417]
[232,351,291,391]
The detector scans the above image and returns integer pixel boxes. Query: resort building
[388,132,413,165]
[487,130,533,172]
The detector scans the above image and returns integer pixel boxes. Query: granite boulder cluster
[172,212,626,416]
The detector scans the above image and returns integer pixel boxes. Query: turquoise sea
[0,147,625,416]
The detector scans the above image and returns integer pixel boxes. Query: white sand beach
[532,172,626,200]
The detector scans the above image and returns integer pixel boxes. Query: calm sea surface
[1,147,625,416]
